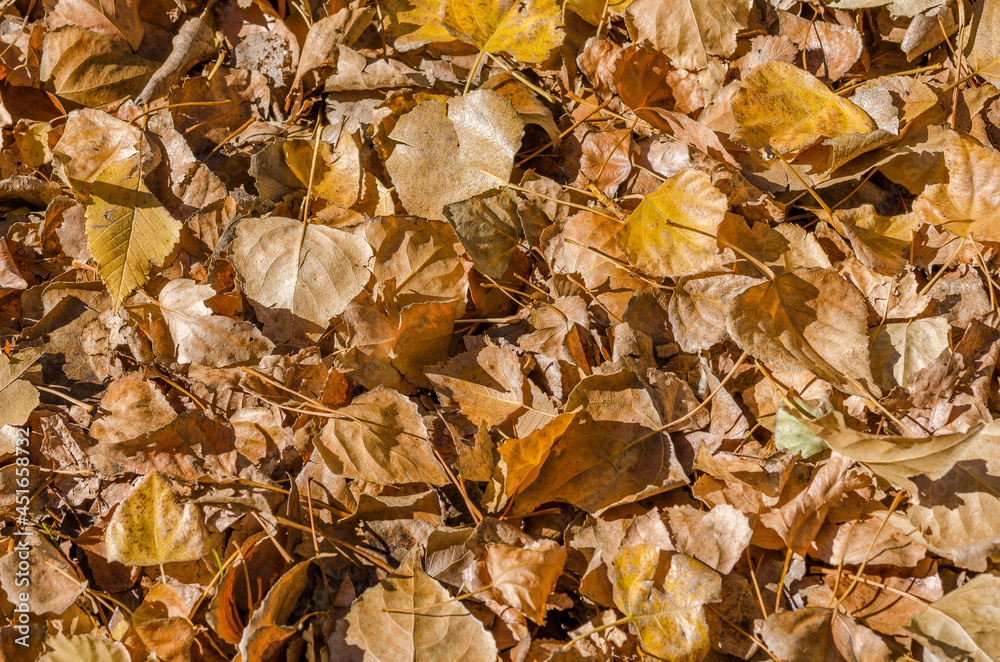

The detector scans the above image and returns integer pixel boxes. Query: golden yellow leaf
[442,0,565,63]
[617,168,728,278]
[496,410,576,505]
[391,0,455,52]
[912,130,1000,241]
[105,471,212,566]
[614,546,721,662]
[283,132,365,208]
[731,61,877,154]
[85,150,181,312]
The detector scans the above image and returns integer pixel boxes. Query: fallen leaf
[626,0,749,70]
[0,348,41,427]
[315,387,449,485]
[731,61,877,154]
[908,573,1000,662]
[613,546,721,662]
[385,90,524,221]
[43,0,143,51]
[442,0,565,63]
[870,317,950,391]
[618,168,728,278]
[443,188,524,279]
[37,634,130,662]
[485,539,567,623]
[346,550,498,661]
[105,471,213,566]
[86,150,182,311]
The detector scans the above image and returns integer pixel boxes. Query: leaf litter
[3,0,1000,660]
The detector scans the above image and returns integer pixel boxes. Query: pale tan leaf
[870,317,950,391]
[105,472,212,566]
[89,373,177,444]
[385,90,524,221]
[668,273,762,353]
[37,634,130,662]
[0,531,87,615]
[346,550,497,661]
[970,0,1000,90]
[425,344,528,429]
[908,574,1000,662]
[85,152,181,311]
[761,608,892,662]
[229,216,373,333]
[316,387,449,485]
[485,540,567,623]
[158,279,274,368]
[0,348,41,427]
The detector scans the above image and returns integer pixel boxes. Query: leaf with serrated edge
[85,151,181,311]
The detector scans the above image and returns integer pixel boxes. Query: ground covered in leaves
[3,0,1000,659]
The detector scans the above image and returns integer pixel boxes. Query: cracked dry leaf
[442,0,565,63]
[908,573,1000,662]
[731,61,877,154]
[105,471,212,567]
[40,26,156,107]
[0,348,41,427]
[159,279,274,368]
[913,130,1000,241]
[229,216,373,335]
[626,0,749,70]
[316,387,449,485]
[870,317,950,391]
[613,546,721,662]
[346,550,497,662]
[85,151,181,312]
[385,90,524,221]
[726,268,875,394]
[485,539,567,624]
[618,168,728,278]
[443,188,524,280]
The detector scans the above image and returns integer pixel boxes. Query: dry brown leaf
[484,540,567,623]
[626,0,749,70]
[870,317,950,391]
[346,550,498,661]
[726,268,876,394]
[90,373,176,444]
[761,607,892,662]
[425,344,528,429]
[315,387,449,485]
[443,188,524,279]
[43,0,143,51]
[908,573,1000,662]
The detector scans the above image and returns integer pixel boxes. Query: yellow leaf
[391,0,456,52]
[731,61,876,154]
[105,472,212,566]
[442,0,565,63]
[617,168,728,278]
[614,546,721,662]
[85,150,181,311]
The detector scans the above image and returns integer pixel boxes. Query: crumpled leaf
[105,471,213,566]
[484,539,567,623]
[731,61,877,154]
[613,546,722,662]
[86,150,181,311]
[618,168,728,278]
[626,0,749,70]
[315,387,449,485]
[385,90,524,221]
[346,550,497,661]
[230,217,373,336]
[158,279,274,368]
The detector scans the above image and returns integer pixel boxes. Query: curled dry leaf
[105,471,212,566]
[385,90,524,221]
[617,168,728,278]
[315,387,449,485]
[613,546,722,662]
[731,61,877,154]
[346,550,498,662]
